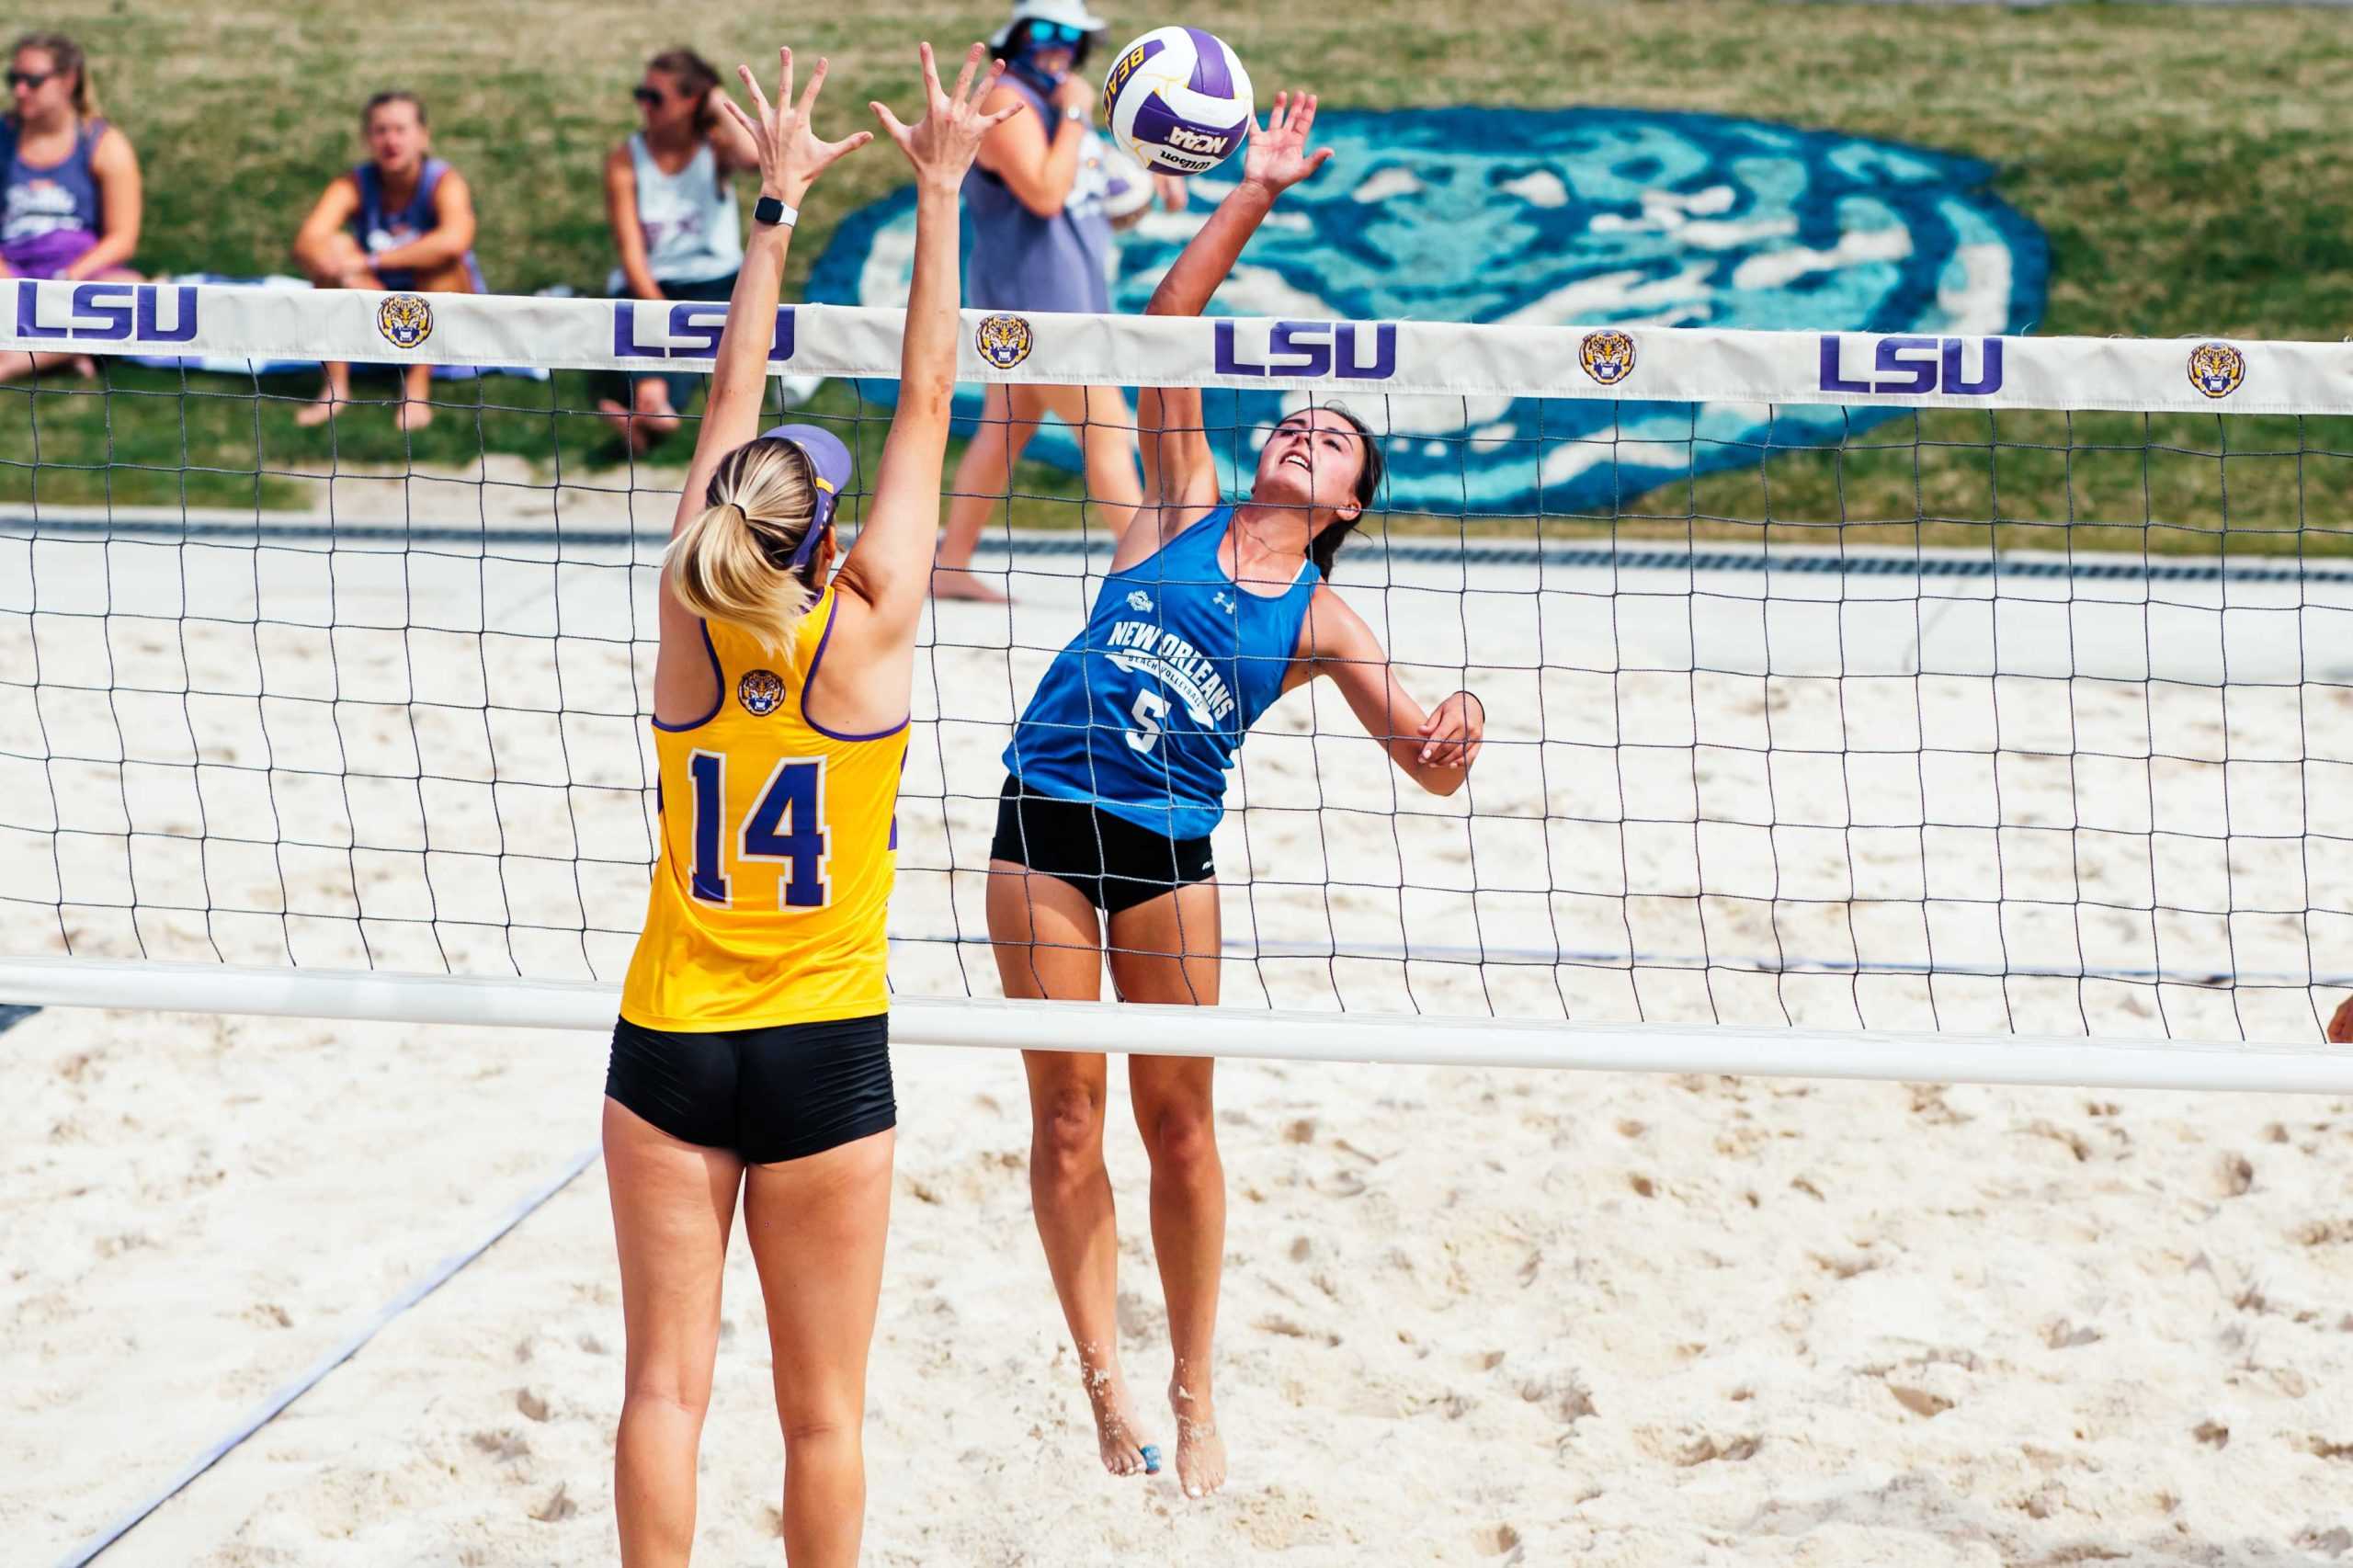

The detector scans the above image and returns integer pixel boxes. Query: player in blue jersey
[985,90,1484,1500]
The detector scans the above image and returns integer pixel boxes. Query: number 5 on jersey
[686,750,830,910]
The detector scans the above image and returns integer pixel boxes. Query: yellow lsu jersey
[620,589,908,1030]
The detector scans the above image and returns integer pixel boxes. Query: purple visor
[760,423,853,571]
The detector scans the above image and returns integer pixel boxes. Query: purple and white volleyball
[1102,27,1255,177]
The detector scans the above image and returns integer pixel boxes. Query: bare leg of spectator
[598,374,681,457]
[392,256,478,435]
[1074,382,1143,545]
[0,349,92,385]
[294,233,378,427]
[937,381,1026,603]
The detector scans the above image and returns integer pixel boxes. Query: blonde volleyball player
[985,90,1485,1499]
[604,42,1013,1567]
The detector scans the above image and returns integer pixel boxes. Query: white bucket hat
[986,0,1110,50]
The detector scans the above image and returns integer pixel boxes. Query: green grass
[6,0,2352,551]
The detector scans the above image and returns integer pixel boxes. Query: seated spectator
[290,90,482,432]
[596,47,758,455]
[2,30,142,384]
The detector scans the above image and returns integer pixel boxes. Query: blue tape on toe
[1140,1444,1164,1475]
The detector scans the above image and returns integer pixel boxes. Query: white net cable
[6,281,2353,1085]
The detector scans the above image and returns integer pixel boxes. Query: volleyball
[1101,26,1254,176]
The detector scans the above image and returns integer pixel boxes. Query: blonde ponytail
[665,438,824,656]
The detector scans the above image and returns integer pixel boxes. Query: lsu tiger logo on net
[1580,329,1636,387]
[738,669,786,718]
[376,292,434,350]
[2187,342,2246,400]
[975,313,1034,371]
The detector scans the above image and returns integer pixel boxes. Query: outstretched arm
[1292,586,1483,797]
[657,46,869,669]
[666,49,870,544]
[1134,92,1334,539]
[828,42,1017,634]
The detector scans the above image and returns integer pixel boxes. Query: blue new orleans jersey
[1006,508,1318,841]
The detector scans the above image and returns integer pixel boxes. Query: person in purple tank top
[932,0,1185,601]
[290,91,483,433]
[2,32,143,385]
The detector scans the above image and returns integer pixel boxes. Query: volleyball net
[6,279,2353,1088]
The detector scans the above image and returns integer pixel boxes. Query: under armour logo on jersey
[1128,589,1154,613]
[1212,590,1236,614]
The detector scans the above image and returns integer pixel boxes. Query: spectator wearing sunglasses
[290,91,485,432]
[2,31,142,385]
[935,0,1179,601]
[596,47,762,455]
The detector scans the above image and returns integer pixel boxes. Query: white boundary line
[3,955,2347,1095]
[49,1140,600,1568]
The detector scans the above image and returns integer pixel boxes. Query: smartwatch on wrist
[752,195,798,229]
[1063,106,1087,124]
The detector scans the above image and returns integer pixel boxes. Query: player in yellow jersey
[601,41,1014,1568]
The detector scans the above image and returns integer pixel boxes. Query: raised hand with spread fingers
[869,40,1020,190]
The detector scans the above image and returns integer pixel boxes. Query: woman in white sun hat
[932,0,1184,601]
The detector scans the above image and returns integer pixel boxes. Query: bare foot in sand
[931,566,1009,604]
[293,392,341,427]
[1083,1364,1159,1479]
[394,398,433,434]
[1170,1379,1225,1498]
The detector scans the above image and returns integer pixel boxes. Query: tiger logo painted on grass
[814,107,2048,517]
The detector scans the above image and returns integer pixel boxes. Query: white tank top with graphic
[613,133,743,289]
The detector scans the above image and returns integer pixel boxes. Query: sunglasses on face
[6,70,55,89]
[632,85,671,107]
[1030,22,1086,44]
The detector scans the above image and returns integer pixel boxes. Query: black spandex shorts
[989,776,1214,916]
[606,1013,894,1165]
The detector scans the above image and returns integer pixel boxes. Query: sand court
[11,1001,2353,1565]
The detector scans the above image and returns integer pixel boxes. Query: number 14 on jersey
[686,750,830,910]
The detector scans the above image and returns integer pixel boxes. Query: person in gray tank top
[934,0,1183,601]
[597,47,761,455]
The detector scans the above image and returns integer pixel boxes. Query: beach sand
[10,1002,2353,1566]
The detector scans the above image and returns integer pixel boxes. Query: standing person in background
[597,48,761,456]
[290,91,483,432]
[933,0,1180,602]
[1,31,142,384]
[602,40,1013,1568]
